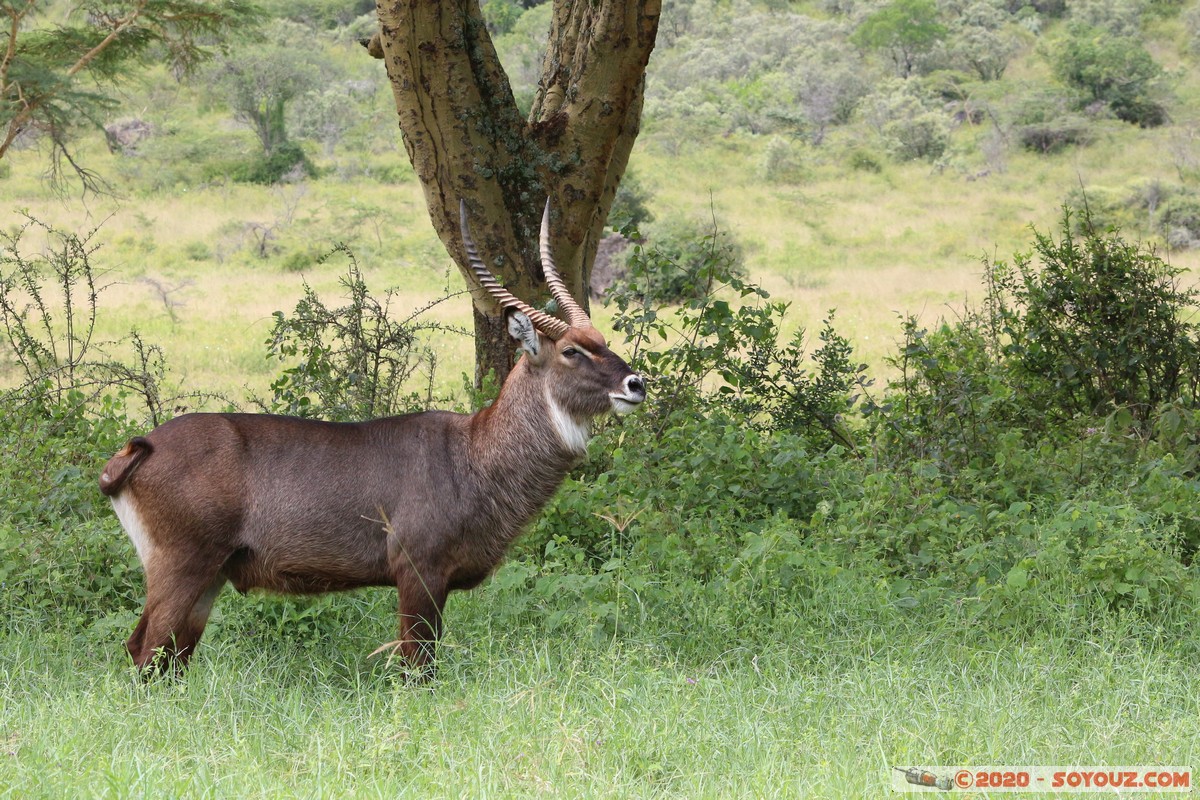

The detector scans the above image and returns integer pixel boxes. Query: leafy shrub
[1060,181,1200,248]
[1007,85,1092,153]
[261,245,466,420]
[1160,194,1200,249]
[883,110,951,161]
[182,240,214,261]
[501,395,853,647]
[608,170,655,234]
[0,398,143,629]
[607,216,746,306]
[876,207,1200,484]
[722,313,868,448]
[846,147,884,172]
[861,80,950,162]
[1017,120,1092,153]
[230,140,315,185]
[758,135,806,183]
[994,501,1195,613]
[523,412,826,576]
[876,313,1021,470]
[1060,184,1143,232]
[0,214,205,426]
[280,245,326,272]
[609,218,867,452]
[989,209,1200,419]
[1049,25,1169,127]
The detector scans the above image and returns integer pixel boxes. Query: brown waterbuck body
[99,200,646,674]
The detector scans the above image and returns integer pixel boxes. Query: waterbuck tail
[99,437,153,496]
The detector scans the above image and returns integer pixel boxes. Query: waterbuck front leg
[393,566,448,679]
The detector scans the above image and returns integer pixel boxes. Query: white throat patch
[544,385,591,455]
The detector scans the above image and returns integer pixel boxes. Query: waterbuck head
[460,200,646,446]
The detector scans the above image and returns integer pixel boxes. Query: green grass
[3,589,1198,798]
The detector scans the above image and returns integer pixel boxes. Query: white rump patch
[111,493,155,567]
[545,386,591,455]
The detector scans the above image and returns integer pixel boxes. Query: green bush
[608,170,655,234]
[261,245,465,420]
[864,211,1200,616]
[1017,120,1092,153]
[1049,25,1169,127]
[1061,184,1143,232]
[230,141,316,185]
[0,396,143,629]
[861,81,950,162]
[877,313,1023,470]
[846,147,884,172]
[607,216,746,306]
[758,136,807,183]
[280,245,326,272]
[999,501,1195,613]
[879,208,1200,479]
[1059,181,1200,249]
[989,209,1200,419]
[1161,193,1200,248]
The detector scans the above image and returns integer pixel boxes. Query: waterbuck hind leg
[129,556,229,675]
[170,577,227,663]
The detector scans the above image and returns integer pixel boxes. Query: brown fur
[101,322,644,675]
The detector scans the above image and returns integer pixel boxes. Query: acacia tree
[365,0,660,383]
[0,0,251,192]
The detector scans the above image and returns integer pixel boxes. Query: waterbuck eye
[561,347,580,359]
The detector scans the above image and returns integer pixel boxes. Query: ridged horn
[459,200,570,340]
[539,199,591,328]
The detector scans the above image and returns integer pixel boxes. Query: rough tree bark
[366,0,660,385]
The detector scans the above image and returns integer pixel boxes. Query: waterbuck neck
[466,358,583,528]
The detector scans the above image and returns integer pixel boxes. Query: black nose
[626,375,646,396]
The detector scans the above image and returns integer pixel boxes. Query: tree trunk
[471,304,515,389]
[367,0,660,384]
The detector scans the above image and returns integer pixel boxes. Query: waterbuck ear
[507,310,542,358]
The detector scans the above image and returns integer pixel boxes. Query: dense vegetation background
[2,0,1200,796]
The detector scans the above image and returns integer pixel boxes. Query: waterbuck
[98,200,646,674]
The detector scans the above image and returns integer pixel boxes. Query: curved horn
[539,199,591,328]
[459,200,570,340]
